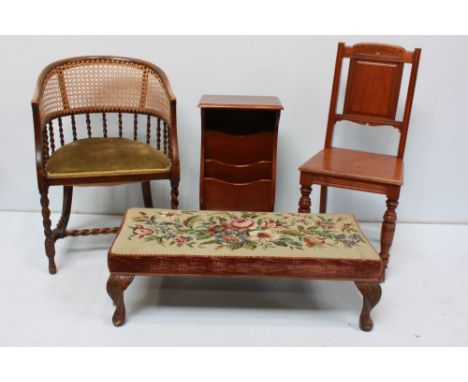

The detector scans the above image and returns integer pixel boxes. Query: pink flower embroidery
[208,224,228,234]
[249,230,279,242]
[230,217,256,229]
[303,236,325,247]
[222,235,241,243]
[133,225,153,239]
[174,235,191,244]
[163,212,180,220]
[263,219,283,228]
[316,220,336,229]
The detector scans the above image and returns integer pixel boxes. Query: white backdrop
[0,36,466,223]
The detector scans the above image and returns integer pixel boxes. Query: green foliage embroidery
[127,210,365,253]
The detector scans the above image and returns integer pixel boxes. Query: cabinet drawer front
[204,130,274,164]
[204,159,272,183]
[203,178,273,211]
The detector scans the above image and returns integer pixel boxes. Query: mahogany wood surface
[199,95,283,110]
[204,178,273,211]
[355,281,382,331]
[107,274,135,327]
[204,159,272,183]
[299,148,404,186]
[199,95,282,211]
[204,130,274,164]
[298,43,421,280]
[343,56,403,120]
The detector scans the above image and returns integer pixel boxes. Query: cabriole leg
[106,274,135,326]
[355,281,382,332]
[40,189,56,274]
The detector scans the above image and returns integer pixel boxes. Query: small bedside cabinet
[198,95,283,212]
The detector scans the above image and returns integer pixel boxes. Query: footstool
[107,208,383,331]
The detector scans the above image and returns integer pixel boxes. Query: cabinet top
[198,95,283,110]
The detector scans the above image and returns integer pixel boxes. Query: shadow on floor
[127,276,362,315]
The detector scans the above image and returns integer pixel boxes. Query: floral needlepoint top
[127,209,367,252]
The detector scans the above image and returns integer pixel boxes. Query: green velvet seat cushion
[45,138,171,179]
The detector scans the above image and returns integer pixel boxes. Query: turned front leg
[170,178,179,209]
[380,198,398,278]
[298,184,312,213]
[355,281,382,332]
[106,274,135,326]
[40,189,56,274]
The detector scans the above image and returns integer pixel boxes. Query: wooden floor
[1,211,467,346]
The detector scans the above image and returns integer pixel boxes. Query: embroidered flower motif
[129,210,364,252]
[163,211,181,220]
[230,217,256,230]
[174,235,191,244]
[249,230,279,242]
[316,220,336,229]
[303,236,325,247]
[133,225,154,239]
[339,234,362,247]
[207,224,228,234]
[221,235,241,243]
[263,219,283,228]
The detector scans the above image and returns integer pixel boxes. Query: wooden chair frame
[32,56,180,274]
[298,43,421,280]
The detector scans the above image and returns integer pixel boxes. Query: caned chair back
[33,56,174,125]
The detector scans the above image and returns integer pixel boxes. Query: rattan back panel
[37,57,172,125]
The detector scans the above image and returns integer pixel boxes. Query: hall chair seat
[45,138,172,179]
[300,147,404,186]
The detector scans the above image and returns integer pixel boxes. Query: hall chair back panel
[343,58,403,121]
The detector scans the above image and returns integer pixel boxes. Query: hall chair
[298,43,421,279]
[32,56,180,274]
